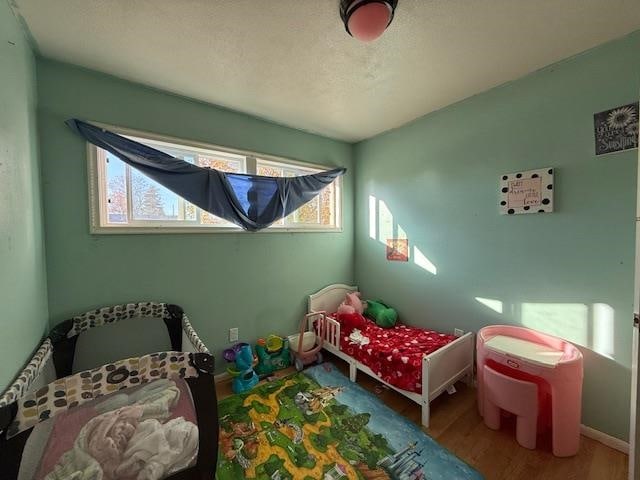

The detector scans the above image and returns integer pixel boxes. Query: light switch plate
[229,327,239,342]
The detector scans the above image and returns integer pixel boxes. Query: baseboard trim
[581,424,629,454]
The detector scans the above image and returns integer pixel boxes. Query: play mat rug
[216,363,483,480]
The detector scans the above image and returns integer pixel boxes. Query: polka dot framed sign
[499,167,554,215]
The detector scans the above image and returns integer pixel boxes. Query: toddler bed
[0,302,218,480]
[308,284,474,428]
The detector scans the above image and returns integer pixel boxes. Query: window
[88,126,342,233]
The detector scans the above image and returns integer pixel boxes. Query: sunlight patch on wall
[475,297,503,314]
[398,224,407,240]
[369,195,377,240]
[378,200,393,246]
[521,303,589,347]
[368,194,437,275]
[413,246,437,275]
[520,302,616,358]
[592,303,615,359]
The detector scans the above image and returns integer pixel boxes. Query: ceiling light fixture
[340,0,398,42]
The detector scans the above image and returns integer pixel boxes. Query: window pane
[255,160,338,228]
[184,202,197,221]
[256,164,285,225]
[295,197,320,224]
[257,165,283,177]
[284,167,320,225]
[320,182,334,226]
[104,153,128,224]
[125,138,243,225]
[198,155,242,226]
[131,169,180,221]
[201,211,233,225]
[198,154,242,173]
[95,131,339,232]
[172,153,197,221]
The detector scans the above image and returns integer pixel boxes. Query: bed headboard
[308,284,358,314]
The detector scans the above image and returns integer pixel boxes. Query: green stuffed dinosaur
[364,300,398,328]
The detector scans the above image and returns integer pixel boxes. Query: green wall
[36,59,354,373]
[24,22,640,441]
[0,2,48,389]
[354,31,640,440]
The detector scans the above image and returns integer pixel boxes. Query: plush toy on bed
[365,300,398,328]
[336,311,366,334]
[337,291,365,315]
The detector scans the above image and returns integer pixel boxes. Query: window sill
[89,225,344,235]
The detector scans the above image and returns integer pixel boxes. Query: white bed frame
[308,284,474,429]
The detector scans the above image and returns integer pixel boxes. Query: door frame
[629,134,640,480]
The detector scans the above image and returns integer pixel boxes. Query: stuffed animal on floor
[337,291,365,315]
[364,300,398,328]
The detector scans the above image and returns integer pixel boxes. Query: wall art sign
[386,239,409,261]
[499,168,554,215]
[594,102,639,156]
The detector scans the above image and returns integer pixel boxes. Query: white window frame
[86,123,343,234]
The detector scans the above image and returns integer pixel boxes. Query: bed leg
[349,362,357,382]
[421,355,430,429]
[421,401,430,429]
[465,333,475,387]
[464,369,474,387]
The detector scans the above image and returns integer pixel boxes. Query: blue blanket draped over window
[66,119,346,231]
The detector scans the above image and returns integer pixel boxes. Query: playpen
[0,302,217,480]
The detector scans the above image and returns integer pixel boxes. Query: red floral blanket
[335,313,456,393]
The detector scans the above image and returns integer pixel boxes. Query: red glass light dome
[340,0,398,42]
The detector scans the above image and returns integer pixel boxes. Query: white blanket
[116,417,198,479]
[348,329,370,346]
[44,381,197,480]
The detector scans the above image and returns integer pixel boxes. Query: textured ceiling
[12,0,640,142]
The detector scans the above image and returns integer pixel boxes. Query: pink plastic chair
[483,365,538,449]
[477,325,583,457]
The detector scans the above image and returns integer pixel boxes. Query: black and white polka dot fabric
[65,302,209,354]
[182,313,209,354]
[6,351,197,438]
[1,303,210,417]
[0,340,53,409]
[68,302,167,336]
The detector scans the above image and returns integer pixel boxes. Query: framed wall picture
[594,102,639,156]
[499,168,554,215]
[386,239,409,261]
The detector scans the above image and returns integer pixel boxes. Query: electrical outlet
[454,328,464,337]
[229,328,239,342]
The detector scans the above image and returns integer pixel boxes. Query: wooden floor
[216,354,628,480]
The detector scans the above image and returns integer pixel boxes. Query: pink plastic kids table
[477,325,583,457]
